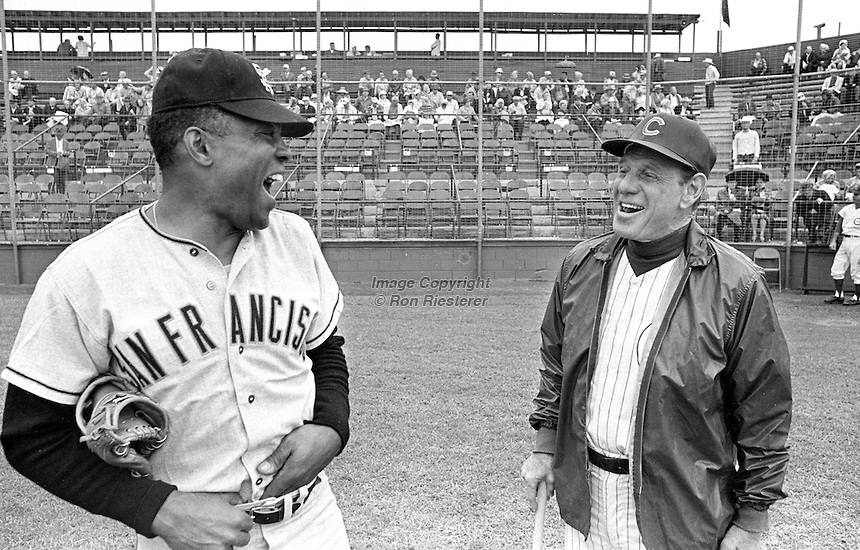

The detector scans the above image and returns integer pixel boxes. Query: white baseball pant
[830,237,860,284]
[564,466,646,550]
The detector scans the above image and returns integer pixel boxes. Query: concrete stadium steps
[694,84,734,178]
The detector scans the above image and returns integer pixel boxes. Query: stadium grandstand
[1,7,859,287]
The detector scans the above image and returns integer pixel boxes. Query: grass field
[1,280,859,549]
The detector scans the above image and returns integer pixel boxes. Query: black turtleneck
[626,222,690,276]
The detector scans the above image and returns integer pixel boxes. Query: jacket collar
[591,220,714,268]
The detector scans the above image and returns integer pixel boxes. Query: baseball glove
[75,374,169,477]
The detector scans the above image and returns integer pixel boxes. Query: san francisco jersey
[3,207,343,500]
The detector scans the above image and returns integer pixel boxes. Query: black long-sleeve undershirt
[1,329,350,537]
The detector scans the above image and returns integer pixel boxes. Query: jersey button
[256,478,263,485]
[238,346,244,354]
[189,248,199,256]
[248,395,255,403]
[206,281,215,291]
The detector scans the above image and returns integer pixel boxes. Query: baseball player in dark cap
[522,114,792,549]
[2,48,350,549]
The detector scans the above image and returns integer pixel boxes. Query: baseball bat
[531,481,548,550]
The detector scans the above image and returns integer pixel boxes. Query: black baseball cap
[152,48,313,138]
[602,114,717,177]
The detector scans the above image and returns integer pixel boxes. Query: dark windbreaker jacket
[530,222,792,549]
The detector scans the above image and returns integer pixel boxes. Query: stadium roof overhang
[4,11,699,35]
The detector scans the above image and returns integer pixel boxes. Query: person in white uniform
[825,186,860,305]
[1,48,351,550]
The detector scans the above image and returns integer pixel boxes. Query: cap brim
[218,98,314,138]
[602,138,699,174]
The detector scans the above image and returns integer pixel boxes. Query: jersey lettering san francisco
[3,207,343,499]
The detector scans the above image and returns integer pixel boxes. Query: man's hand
[520,452,555,512]
[151,489,254,550]
[719,524,762,550]
[830,240,838,251]
[258,423,341,499]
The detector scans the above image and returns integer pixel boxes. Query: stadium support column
[315,0,323,242]
[645,0,652,114]
[393,22,398,61]
[477,2,485,279]
[0,7,21,284]
[786,0,804,284]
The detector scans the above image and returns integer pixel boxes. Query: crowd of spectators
[5,66,155,138]
[270,57,695,137]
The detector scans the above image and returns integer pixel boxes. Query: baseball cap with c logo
[602,114,717,177]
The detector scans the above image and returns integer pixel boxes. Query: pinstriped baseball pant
[564,466,646,550]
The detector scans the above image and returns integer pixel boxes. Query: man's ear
[182,126,215,167]
[681,173,708,209]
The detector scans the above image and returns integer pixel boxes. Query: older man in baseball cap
[2,48,351,550]
[522,113,791,549]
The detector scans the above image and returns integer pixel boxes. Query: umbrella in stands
[726,165,769,188]
[70,65,93,80]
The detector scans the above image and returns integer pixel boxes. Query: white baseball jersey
[3,206,346,548]
[586,251,679,459]
[838,203,860,236]
[831,204,860,284]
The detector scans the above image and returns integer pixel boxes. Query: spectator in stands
[678,96,695,119]
[356,88,374,121]
[522,71,537,96]
[649,84,665,112]
[374,71,389,98]
[7,70,24,101]
[585,99,605,130]
[796,91,812,123]
[715,183,742,241]
[115,95,137,139]
[749,52,768,76]
[19,70,37,102]
[603,70,618,92]
[482,80,498,112]
[369,90,390,121]
[816,44,831,72]
[73,97,93,126]
[631,65,646,84]
[346,45,359,57]
[749,179,773,242]
[570,71,587,100]
[830,40,851,70]
[7,99,25,126]
[91,92,112,126]
[657,98,673,115]
[334,88,358,122]
[62,80,82,104]
[358,70,374,96]
[327,42,337,55]
[782,46,796,74]
[445,90,459,111]
[633,86,648,117]
[801,45,817,74]
[737,91,758,121]
[278,63,294,99]
[568,94,587,119]
[457,98,476,124]
[733,116,760,165]
[821,69,844,107]
[703,58,719,109]
[509,95,527,139]
[818,170,843,201]
[46,96,61,117]
[762,94,781,124]
[428,69,442,93]
[75,35,92,58]
[652,53,665,82]
[620,75,637,116]
[30,98,50,126]
[795,180,833,244]
[430,33,441,57]
[363,45,374,57]
[44,122,72,193]
[402,69,419,99]
[811,104,844,127]
[137,83,153,132]
[388,69,402,98]
[57,38,75,57]
[318,71,332,103]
